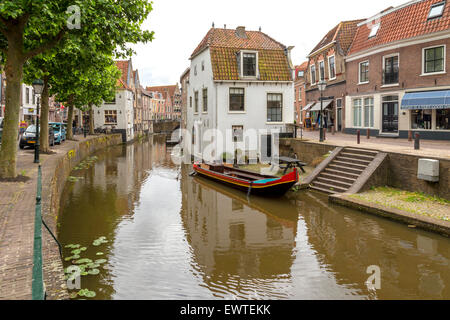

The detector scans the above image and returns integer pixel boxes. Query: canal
[57,136,450,300]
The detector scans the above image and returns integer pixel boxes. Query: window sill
[358,82,369,85]
[266,122,284,125]
[329,77,337,81]
[381,83,399,88]
[228,111,246,114]
[420,71,446,76]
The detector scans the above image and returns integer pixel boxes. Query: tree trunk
[89,104,95,135]
[0,41,24,179]
[39,77,50,153]
[66,99,75,140]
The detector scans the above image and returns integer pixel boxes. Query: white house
[94,60,135,142]
[186,26,295,162]
[20,84,37,123]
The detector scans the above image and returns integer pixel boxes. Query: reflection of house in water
[180,170,299,297]
[299,192,450,299]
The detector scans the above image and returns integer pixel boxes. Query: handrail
[32,165,45,300]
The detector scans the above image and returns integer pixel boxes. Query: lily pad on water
[65,244,80,249]
[77,289,96,298]
[71,249,81,255]
[75,258,92,265]
[95,259,107,264]
[88,269,100,275]
[96,252,104,256]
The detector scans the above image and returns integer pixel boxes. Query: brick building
[305,20,363,132]
[345,0,450,140]
[294,62,308,126]
[146,84,181,121]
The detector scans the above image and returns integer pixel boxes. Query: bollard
[414,133,420,150]
[357,130,360,144]
[367,129,370,139]
[408,130,412,142]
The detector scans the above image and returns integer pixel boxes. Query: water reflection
[57,136,450,300]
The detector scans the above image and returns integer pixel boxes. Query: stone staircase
[310,147,379,194]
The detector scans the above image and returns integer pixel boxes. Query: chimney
[235,26,247,39]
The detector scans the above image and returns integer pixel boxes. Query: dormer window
[242,52,257,77]
[368,23,380,38]
[428,1,445,20]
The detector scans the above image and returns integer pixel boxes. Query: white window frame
[228,87,246,114]
[319,60,325,81]
[363,96,375,128]
[240,50,259,78]
[266,92,283,124]
[421,44,446,76]
[310,64,317,85]
[352,98,362,127]
[328,55,336,80]
[382,53,400,87]
[358,60,370,84]
[368,23,380,38]
[428,1,445,20]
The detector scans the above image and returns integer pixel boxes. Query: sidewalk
[297,130,450,159]
[0,135,95,300]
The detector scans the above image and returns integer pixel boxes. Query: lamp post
[317,80,327,142]
[32,80,44,164]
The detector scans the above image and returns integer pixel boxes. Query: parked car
[49,122,66,144]
[0,117,3,144]
[19,125,55,149]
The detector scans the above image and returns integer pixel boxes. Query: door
[382,100,398,133]
[261,134,272,162]
[336,99,342,132]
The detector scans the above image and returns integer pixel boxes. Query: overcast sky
[131,0,408,87]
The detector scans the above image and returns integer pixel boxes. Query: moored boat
[192,163,299,197]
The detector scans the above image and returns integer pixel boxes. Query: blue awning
[401,90,450,110]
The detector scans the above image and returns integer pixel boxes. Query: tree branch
[23,29,66,60]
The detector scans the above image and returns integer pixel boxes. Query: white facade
[186,48,294,161]
[94,89,135,142]
[21,84,37,121]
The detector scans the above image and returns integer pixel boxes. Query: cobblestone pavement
[0,135,92,300]
[297,130,450,159]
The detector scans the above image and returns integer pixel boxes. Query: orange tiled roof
[146,85,178,100]
[192,27,292,81]
[296,61,308,72]
[309,20,365,56]
[349,0,450,55]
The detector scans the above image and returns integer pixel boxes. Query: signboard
[23,108,37,116]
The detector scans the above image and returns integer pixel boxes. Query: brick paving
[297,130,450,159]
[0,135,95,300]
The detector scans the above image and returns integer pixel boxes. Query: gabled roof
[116,60,133,90]
[191,27,292,81]
[296,61,309,72]
[349,0,450,56]
[146,85,178,100]
[309,19,365,56]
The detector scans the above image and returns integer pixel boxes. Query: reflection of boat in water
[193,172,299,229]
[193,163,298,197]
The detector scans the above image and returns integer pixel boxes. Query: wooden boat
[193,163,299,197]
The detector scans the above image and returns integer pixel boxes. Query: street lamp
[32,79,44,164]
[317,80,327,142]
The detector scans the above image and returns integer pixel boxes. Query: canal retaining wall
[280,139,450,200]
[42,134,123,299]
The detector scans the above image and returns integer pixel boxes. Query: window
[336,98,342,108]
[243,53,257,77]
[232,125,243,142]
[201,61,205,71]
[436,109,450,130]
[229,88,245,112]
[359,61,369,83]
[423,46,445,74]
[202,88,208,113]
[297,70,304,78]
[194,65,197,76]
[32,89,35,104]
[364,97,374,127]
[368,23,380,38]
[194,91,199,113]
[267,93,283,122]
[353,99,362,127]
[319,61,325,81]
[189,96,192,108]
[104,110,118,125]
[428,1,445,19]
[298,87,302,101]
[328,56,336,79]
[26,88,30,104]
[383,55,399,85]
[411,110,432,130]
[310,65,317,84]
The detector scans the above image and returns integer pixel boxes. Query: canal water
[57,136,450,300]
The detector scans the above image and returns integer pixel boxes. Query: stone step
[311,181,348,193]
[320,172,357,184]
[340,152,376,162]
[331,160,368,171]
[316,176,354,189]
[310,185,337,194]
[324,168,360,179]
[344,148,379,157]
[335,156,372,166]
[328,163,364,175]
